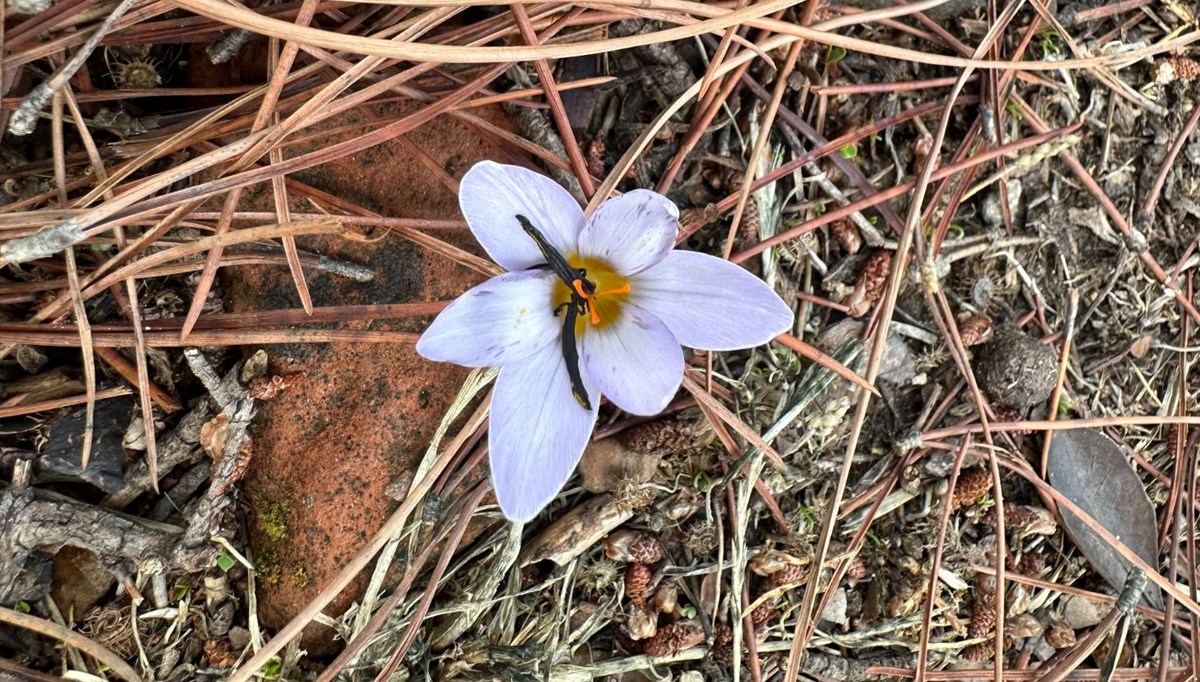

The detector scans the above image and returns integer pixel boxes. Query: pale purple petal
[581,304,683,416]
[490,346,599,522]
[416,269,558,367]
[578,190,679,276]
[460,161,584,271]
[630,251,794,351]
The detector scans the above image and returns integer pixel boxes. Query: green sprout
[825,45,847,65]
[838,144,858,159]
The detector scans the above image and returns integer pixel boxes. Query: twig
[0,607,140,682]
[7,0,139,135]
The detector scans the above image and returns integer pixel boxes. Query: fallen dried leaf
[1047,428,1163,608]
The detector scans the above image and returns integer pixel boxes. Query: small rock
[578,439,660,494]
[1062,594,1106,629]
[820,588,848,626]
[973,328,1058,409]
[51,547,113,618]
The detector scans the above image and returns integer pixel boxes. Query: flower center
[552,256,631,333]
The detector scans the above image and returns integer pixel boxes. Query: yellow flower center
[552,255,631,333]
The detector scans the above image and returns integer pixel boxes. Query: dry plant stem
[0,607,140,682]
[0,387,132,419]
[1012,98,1200,326]
[227,384,493,682]
[312,501,461,682]
[61,83,161,492]
[1038,291,1079,478]
[0,327,420,348]
[510,3,594,198]
[0,220,344,361]
[681,373,785,470]
[173,0,1200,69]
[785,8,1008,670]
[915,439,971,680]
[0,657,61,682]
[93,348,180,412]
[377,485,489,680]
[52,89,97,471]
[1141,102,1200,221]
[7,0,138,135]
[729,121,1081,263]
[180,0,322,340]
[268,39,315,318]
[775,332,875,393]
[723,38,805,260]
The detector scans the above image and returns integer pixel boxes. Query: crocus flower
[417,161,793,522]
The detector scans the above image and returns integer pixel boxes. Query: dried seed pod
[625,562,653,606]
[748,549,795,576]
[739,199,760,242]
[960,643,991,662]
[770,562,808,588]
[110,59,162,89]
[585,136,606,178]
[248,374,301,401]
[846,249,891,317]
[663,490,702,522]
[617,417,694,455]
[643,619,705,657]
[952,468,993,510]
[829,219,862,254]
[604,530,656,562]
[845,556,868,583]
[204,639,237,669]
[959,314,994,347]
[912,131,938,174]
[984,503,1057,537]
[1045,619,1076,649]
[682,521,718,557]
[968,597,998,638]
[627,605,658,641]
[750,600,775,626]
[653,582,678,614]
[680,203,721,228]
[1004,613,1043,639]
[629,534,666,564]
[1154,55,1200,84]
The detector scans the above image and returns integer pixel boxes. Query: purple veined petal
[581,303,684,416]
[489,345,599,522]
[630,250,794,351]
[460,161,584,272]
[416,269,559,368]
[578,189,679,276]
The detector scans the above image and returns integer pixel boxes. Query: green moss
[256,549,282,587]
[291,566,310,588]
[257,498,291,542]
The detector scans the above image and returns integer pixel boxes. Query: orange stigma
[572,278,631,325]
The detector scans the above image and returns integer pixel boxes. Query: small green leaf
[680,604,698,618]
[172,582,190,601]
[825,45,847,65]
[838,144,858,159]
[13,601,30,614]
[693,471,713,493]
[260,656,283,678]
[216,552,236,573]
